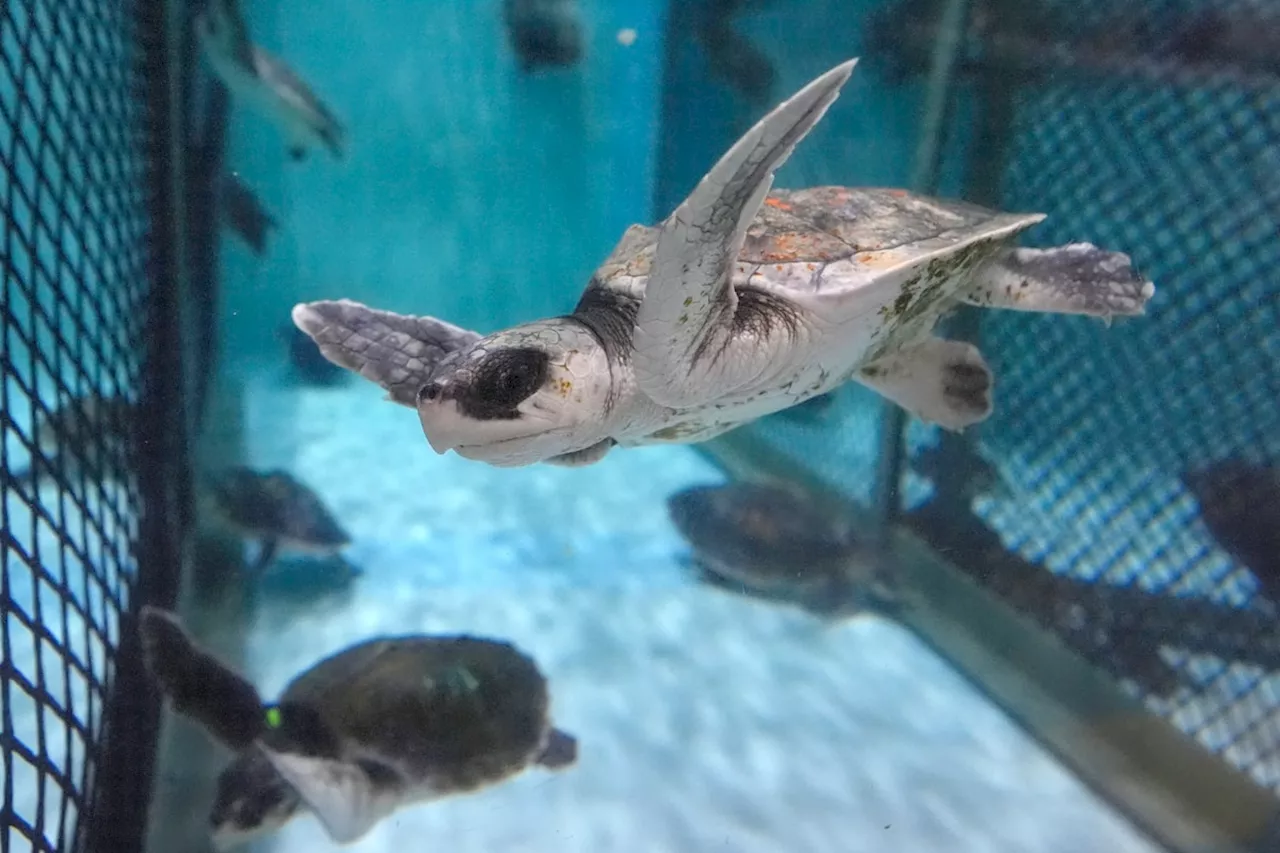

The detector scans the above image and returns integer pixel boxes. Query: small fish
[1183,459,1280,602]
[667,481,901,619]
[206,467,351,572]
[196,0,345,162]
[503,0,584,72]
[221,173,277,256]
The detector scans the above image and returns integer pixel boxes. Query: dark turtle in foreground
[666,481,901,619]
[139,606,577,846]
[207,467,351,572]
[290,59,1154,470]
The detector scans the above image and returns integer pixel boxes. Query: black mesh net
[1,2,181,851]
[874,0,1280,796]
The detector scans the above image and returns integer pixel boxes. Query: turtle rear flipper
[139,606,265,750]
[291,300,483,407]
[960,243,1155,319]
[537,728,578,770]
[855,337,993,431]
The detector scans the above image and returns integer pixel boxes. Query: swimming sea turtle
[290,58,1154,469]
[666,481,901,618]
[206,467,351,572]
[139,606,577,846]
[196,0,345,161]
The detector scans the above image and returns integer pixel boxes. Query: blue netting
[0,2,177,851]
[890,0,1280,794]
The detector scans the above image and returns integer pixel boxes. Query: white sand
[217,373,1162,853]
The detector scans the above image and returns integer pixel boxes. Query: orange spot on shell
[764,197,794,211]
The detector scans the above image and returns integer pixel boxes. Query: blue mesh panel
[0,2,176,851]
[897,0,1280,794]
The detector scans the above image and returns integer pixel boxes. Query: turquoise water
[185,1,1162,851]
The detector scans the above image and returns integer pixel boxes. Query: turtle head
[209,749,302,849]
[413,319,615,466]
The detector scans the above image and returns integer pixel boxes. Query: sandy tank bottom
[193,369,1160,853]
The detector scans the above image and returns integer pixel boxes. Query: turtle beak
[414,381,463,454]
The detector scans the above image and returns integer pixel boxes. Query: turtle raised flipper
[632,58,859,409]
[856,337,993,430]
[262,750,392,845]
[960,243,1156,319]
[292,300,482,406]
[139,605,266,750]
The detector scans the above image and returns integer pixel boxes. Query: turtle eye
[460,348,550,419]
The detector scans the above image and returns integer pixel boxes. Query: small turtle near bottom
[205,467,352,573]
[138,606,578,847]
[666,481,902,619]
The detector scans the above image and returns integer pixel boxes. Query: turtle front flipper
[632,58,858,409]
[259,749,393,845]
[138,606,266,750]
[291,300,483,406]
[960,243,1156,320]
[855,337,993,431]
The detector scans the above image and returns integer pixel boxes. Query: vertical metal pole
[871,0,971,538]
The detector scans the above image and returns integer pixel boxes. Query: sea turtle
[666,481,901,618]
[9,393,135,488]
[290,58,1154,469]
[206,467,352,572]
[139,606,577,846]
[196,0,345,161]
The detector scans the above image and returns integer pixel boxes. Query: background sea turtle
[666,481,901,618]
[290,58,1154,469]
[206,467,352,572]
[197,0,345,161]
[139,606,577,846]
[9,393,135,489]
